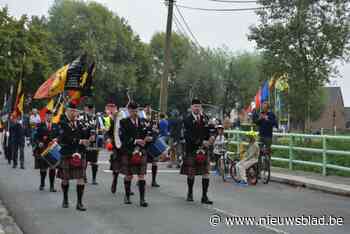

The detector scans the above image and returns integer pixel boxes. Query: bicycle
[230,155,258,185]
[258,144,271,184]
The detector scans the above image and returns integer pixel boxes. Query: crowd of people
[0,98,277,211]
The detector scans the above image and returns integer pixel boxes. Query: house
[345,107,350,129]
[310,87,346,130]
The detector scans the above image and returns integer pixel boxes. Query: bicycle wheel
[217,158,225,181]
[230,160,240,183]
[260,155,271,184]
[247,166,258,185]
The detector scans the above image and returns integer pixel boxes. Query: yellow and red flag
[12,79,24,118]
[33,65,68,99]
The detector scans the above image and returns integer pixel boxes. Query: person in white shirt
[213,125,225,171]
[30,109,41,126]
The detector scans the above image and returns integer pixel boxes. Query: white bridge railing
[225,130,350,176]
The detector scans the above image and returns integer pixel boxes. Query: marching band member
[104,103,121,194]
[119,102,151,207]
[57,102,89,211]
[143,105,161,187]
[180,99,214,204]
[33,110,58,192]
[79,103,99,185]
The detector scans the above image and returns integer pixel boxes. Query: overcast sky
[1,0,349,105]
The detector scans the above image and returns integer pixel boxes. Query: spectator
[9,114,25,169]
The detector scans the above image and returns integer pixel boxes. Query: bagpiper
[180,99,214,204]
[143,104,161,187]
[32,110,58,192]
[119,102,152,207]
[79,103,99,185]
[57,102,90,211]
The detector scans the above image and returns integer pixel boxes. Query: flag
[52,102,64,124]
[12,79,24,118]
[275,73,289,92]
[34,65,69,99]
[81,62,96,97]
[65,54,87,90]
[255,88,261,109]
[39,99,55,121]
[260,81,269,103]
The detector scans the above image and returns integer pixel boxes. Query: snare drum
[41,141,62,168]
[147,137,169,158]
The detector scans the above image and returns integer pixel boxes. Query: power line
[173,14,190,38]
[208,0,257,3]
[174,5,201,47]
[176,4,265,12]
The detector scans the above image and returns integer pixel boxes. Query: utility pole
[159,0,174,114]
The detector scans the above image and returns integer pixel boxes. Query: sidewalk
[271,167,350,197]
[0,199,23,234]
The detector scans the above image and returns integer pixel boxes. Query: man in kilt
[57,103,90,211]
[33,111,58,192]
[143,106,161,188]
[79,103,99,185]
[119,102,152,207]
[180,99,214,204]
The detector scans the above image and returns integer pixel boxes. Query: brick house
[310,87,346,130]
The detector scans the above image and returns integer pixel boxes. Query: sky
[1,0,349,105]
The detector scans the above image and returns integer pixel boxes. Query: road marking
[103,169,179,174]
[211,207,289,234]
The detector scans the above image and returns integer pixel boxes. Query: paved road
[0,147,349,234]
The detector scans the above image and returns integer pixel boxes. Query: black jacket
[183,113,210,154]
[9,122,25,145]
[120,117,149,155]
[58,115,86,156]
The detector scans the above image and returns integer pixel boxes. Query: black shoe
[12,165,17,169]
[186,194,194,202]
[76,203,86,211]
[124,196,132,204]
[20,165,25,169]
[140,200,148,207]
[62,201,69,208]
[201,196,213,205]
[50,187,57,192]
[39,185,44,191]
[151,182,160,187]
[130,191,135,196]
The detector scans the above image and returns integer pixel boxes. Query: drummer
[33,110,58,192]
[119,102,152,207]
[57,102,90,211]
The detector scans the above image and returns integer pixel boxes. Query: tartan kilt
[119,150,148,176]
[146,150,160,163]
[57,155,87,180]
[86,149,99,164]
[180,151,210,176]
[33,148,49,170]
[109,150,122,172]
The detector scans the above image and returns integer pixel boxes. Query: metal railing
[225,130,350,176]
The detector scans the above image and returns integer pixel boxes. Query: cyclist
[235,130,260,186]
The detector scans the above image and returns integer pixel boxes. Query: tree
[249,0,350,131]
[47,0,152,109]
